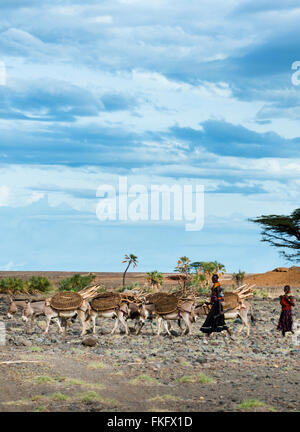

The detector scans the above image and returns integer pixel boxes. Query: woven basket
[50,292,83,311]
[223,292,239,310]
[146,292,171,304]
[90,292,121,312]
[154,294,178,315]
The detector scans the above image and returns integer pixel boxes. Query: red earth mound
[244,266,300,288]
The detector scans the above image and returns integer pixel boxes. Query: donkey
[126,302,146,335]
[6,297,28,319]
[151,299,196,336]
[224,300,255,337]
[21,300,62,331]
[194,300,255,336]
[84,300,130,336]
[133,302,157,335]
[41,299,90,336]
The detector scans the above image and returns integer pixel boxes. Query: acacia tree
[174,256,192,294]
[122,254,138,288]
[250,208,300,262]
[190,261,226,288]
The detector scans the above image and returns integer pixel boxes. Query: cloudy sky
[0,0,299,273]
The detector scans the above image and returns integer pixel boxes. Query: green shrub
[233,270,246,286]
[28,276,51,293]
[0,277,28,294]
[190,274,210,295]
[58,273,96,292]
[253,289,269,299]
[0,276,52,294]
[117,282,140,292]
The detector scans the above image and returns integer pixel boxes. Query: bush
[117,282,140,292]
[28,276,51,293]
[190,274,209,295]
[232,270,245,286]
[253,289,270,299]
[58,273,96,292]
[0,276,52,294]
[0,277,29,294]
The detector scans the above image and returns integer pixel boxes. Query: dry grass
[87,361,107,370]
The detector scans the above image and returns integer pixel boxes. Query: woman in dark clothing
[277,285,296,337]
[200,274,232,338]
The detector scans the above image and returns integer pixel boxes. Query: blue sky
[0,0,299,273]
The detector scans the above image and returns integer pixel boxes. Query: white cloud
[0,261,15,271]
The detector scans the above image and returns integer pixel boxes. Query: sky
[0,0,299,273]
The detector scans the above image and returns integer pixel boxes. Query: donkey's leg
[29,313,36,331]
[157,317,162,336]
[92,315,97,335]
[149,319,155,335]
[182,313,191,335]
[240,311,250,337]
[52,317,63,333]
[44,315,53,335]
[111,316,119,335]
[238,311,246,334]
[77,311,87,336]
[135,320,144,335]
[118,314,129,336]
[164,320,172,336]
[49,317,59,332]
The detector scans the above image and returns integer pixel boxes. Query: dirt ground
[0,271,175,290]
[1,267,300,293]
[245,266,300,288]
[0,295,299,413]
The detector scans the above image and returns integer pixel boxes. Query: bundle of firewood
[77,284,103,300]
[232,284,255,301]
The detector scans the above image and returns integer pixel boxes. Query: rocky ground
[0,295,299,412]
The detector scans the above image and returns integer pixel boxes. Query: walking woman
[277,285,296,337]
[200,274,232,339]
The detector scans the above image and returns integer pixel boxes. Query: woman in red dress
[277,285,296,337]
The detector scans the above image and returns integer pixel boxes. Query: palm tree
[145,271,164,292]
[122,254,138,288]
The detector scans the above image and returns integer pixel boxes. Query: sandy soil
[0,295,299,412]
